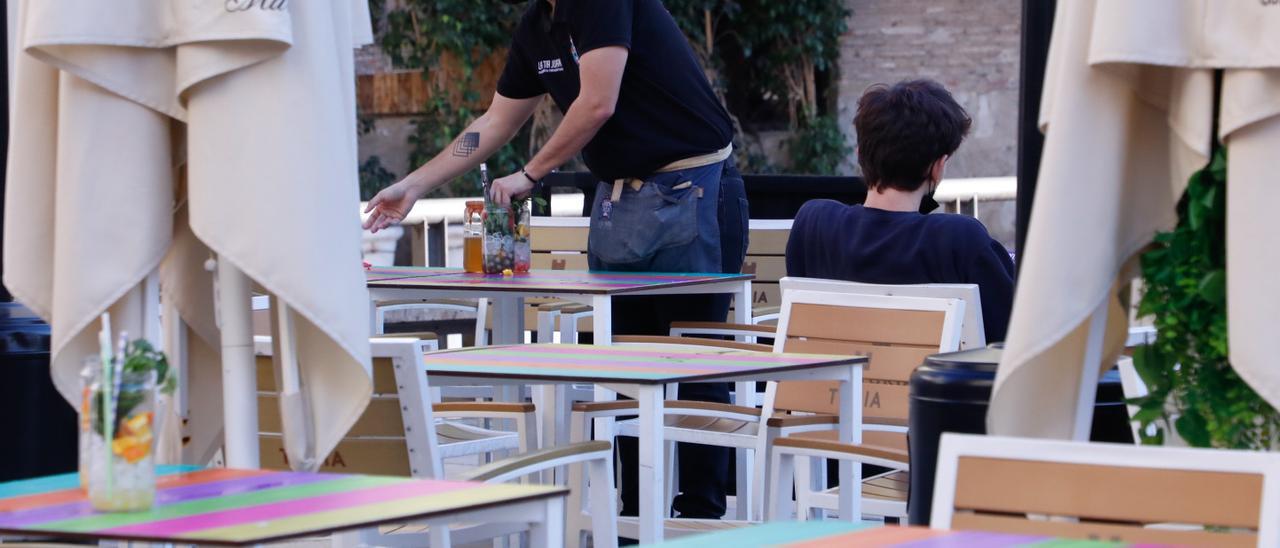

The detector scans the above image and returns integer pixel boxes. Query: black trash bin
[905,344,1133,525]
[0,302,78,482]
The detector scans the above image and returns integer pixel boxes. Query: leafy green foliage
[359,155,398,202]
[1130,148,1280,449]
[379,1,530,197]
[786,114,852,175]
[91,339,174,436]
[375,0,850,180]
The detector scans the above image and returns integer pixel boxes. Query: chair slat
[257,356,398,394]
[258,435,410,476]
[740,255,787,282]
[784,303,946,346]
[951,512,1257,547]
[781,338,933,383]
[954,456,1264,528]
[532,252,589,271]
[258,395,406,438]
[746,229,790,255]
[531,225,589,252]
[772,379,909,421]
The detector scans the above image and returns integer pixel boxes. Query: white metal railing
[360,176,1017,266]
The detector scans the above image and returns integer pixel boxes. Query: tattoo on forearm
[453,132,480,157]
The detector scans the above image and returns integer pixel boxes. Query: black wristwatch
[521,167,544,193]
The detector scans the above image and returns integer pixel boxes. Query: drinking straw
[97,314,114,496]
[479,162,490,200]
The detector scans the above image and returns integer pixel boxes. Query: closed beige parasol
[4,0,373,471]
[991,0,1280,439]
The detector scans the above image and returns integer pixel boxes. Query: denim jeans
[588,159,749,520]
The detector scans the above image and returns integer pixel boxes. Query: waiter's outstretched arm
[489,46,629,206]
[363,93,541,232]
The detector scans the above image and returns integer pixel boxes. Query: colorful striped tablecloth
[649,521,1169,547]
[366,267,751,294]
[423,343,866,384]
[0,466,564,546]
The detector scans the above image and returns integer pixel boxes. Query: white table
[419,343,867,544]
[367,267,756,448]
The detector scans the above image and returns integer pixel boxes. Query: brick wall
[836,0,1021,178]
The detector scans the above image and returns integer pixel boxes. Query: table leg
[591,295,612,345]
[838,364,864,521]
[735,379,756,520]
[734,280,752,333]
[637,384,664,544]
[491,296,526,345]
[530,496,566,548]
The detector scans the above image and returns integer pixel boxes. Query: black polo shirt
[497,0,734,182]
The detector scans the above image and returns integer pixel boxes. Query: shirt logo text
[537,58,564,74]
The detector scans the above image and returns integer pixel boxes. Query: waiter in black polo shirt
[364,0,747,521]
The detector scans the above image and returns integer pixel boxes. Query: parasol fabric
[4,0,373,470]
[991,0,1280,438]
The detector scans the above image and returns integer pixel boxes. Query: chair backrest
[530,216,590,271]
[739,219,792,318]
[931,433,1280,546]
[254,336,442,478]
[780,276,985,349]
[769,290,964,424]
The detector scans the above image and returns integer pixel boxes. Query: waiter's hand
[490,172,534,207]
[363,180,421,233]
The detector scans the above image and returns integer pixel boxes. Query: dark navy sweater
[785,200,1016,343]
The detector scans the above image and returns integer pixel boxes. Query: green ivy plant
[372,0,850,181]
[1129,148,1280,449]
[786,114,853,175]
[377,1,529,197]
[359,155,397,202]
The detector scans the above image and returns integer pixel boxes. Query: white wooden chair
[373,298,489,347]
[254,333,537,473]
[931,433,1280,546]
[573,291,962,527]
[671,277,984,350]
[763,290,963,522]
[255,335,618,547]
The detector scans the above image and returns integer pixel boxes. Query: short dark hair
[853,79,971,192]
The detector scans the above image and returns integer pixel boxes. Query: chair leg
[566,413,589,548]
[588,455,619,548]
[735,448,752,521]
[474,298,489,346]
[537,310,558,344]
[664,440,678,518]
[429,523,452,548]
[794,455,812,522]
[767,448,794,521]
[560,313,580,344]
[813,456,830,520]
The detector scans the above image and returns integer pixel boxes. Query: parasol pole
[1071,302,1107,441]
[214,256,259,468]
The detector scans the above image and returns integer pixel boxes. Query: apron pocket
[589,180,699,266]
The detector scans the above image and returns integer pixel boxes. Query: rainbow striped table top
[366,266,435,281]
[367,267,751,294]
[650,521,1169,547]
[0,466,564,546]
[423,343,866,384]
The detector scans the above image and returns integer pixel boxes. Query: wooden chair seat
[788,429,907,453]
[772,435,909,466]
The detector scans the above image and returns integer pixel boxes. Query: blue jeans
[588,159,749,520]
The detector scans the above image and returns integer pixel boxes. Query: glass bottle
[87,369,157,512]
[482,201,515,274]
[463,200,485,273]
[512,197,531,273]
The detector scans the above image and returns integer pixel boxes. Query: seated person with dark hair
[785,79,1015,342]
